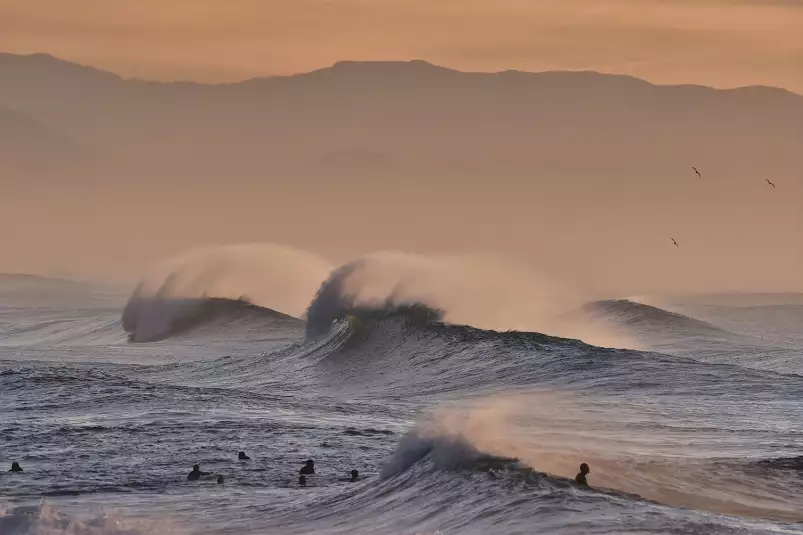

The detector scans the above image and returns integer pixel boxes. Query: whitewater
[1,247,802,535]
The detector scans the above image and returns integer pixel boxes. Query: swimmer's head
[350,469,359,480]
[580,463,590,475]
[193,464,200,472]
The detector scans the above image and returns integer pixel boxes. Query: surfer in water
[340,469,359,482]
[300,460,315,475]
[575,463,590,487]
[238,451,251,461]
[9,462,23,472]
[187,464,211,481]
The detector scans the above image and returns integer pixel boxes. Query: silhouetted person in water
[299,475,307,487]
[9,462,23,472]
[238,451,251,461]
[575,463,590,486]
[339,469,360,482]
[299,460,315,475]
[187,464,210,481]
[217,475,225,484]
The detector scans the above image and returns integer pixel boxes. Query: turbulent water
[1,269,802,535]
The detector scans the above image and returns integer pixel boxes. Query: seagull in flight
[692,167,702,178]
[671,238,679,248]
[765,179,776,188]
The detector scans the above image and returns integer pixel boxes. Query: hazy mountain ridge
[1,53,801,292]
[1,54,800,166]
[1,54,800,140]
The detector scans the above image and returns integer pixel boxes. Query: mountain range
[1,53,801,292]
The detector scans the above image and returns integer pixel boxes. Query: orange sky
[1,0,801,92]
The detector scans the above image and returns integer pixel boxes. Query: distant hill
[1,53,801,293]
[1,54,800,171]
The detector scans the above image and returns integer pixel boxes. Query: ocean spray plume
[305,259,366,337]
[125,246,635,346]
[305,251,636,348]
[393,393,803,523]
[122,243,331,342]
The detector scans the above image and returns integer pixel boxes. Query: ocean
[1,261,802,535]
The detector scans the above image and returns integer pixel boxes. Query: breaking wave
[123,248,637,348]
[129,243,332,316]
[121,297,302,343]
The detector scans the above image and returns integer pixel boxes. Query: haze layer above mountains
[1,53,801,294]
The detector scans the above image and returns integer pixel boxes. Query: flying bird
[692,167,702,178]
[671,238,679,248]
[765,179,776,188]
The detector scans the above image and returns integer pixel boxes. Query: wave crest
[585,299,726,333]
[381,427,520,479]
[123,243,331,342]
[304,252,631,348]
[122,296,301,342]
[124,247,634,348]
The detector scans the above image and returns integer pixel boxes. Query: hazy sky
[1,0,802,92]
[1,0,801,296]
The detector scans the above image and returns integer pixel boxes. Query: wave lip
[305,260,366,338]
[304,257,447,338]
[381,428,521,480]
[121,296,301,343]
